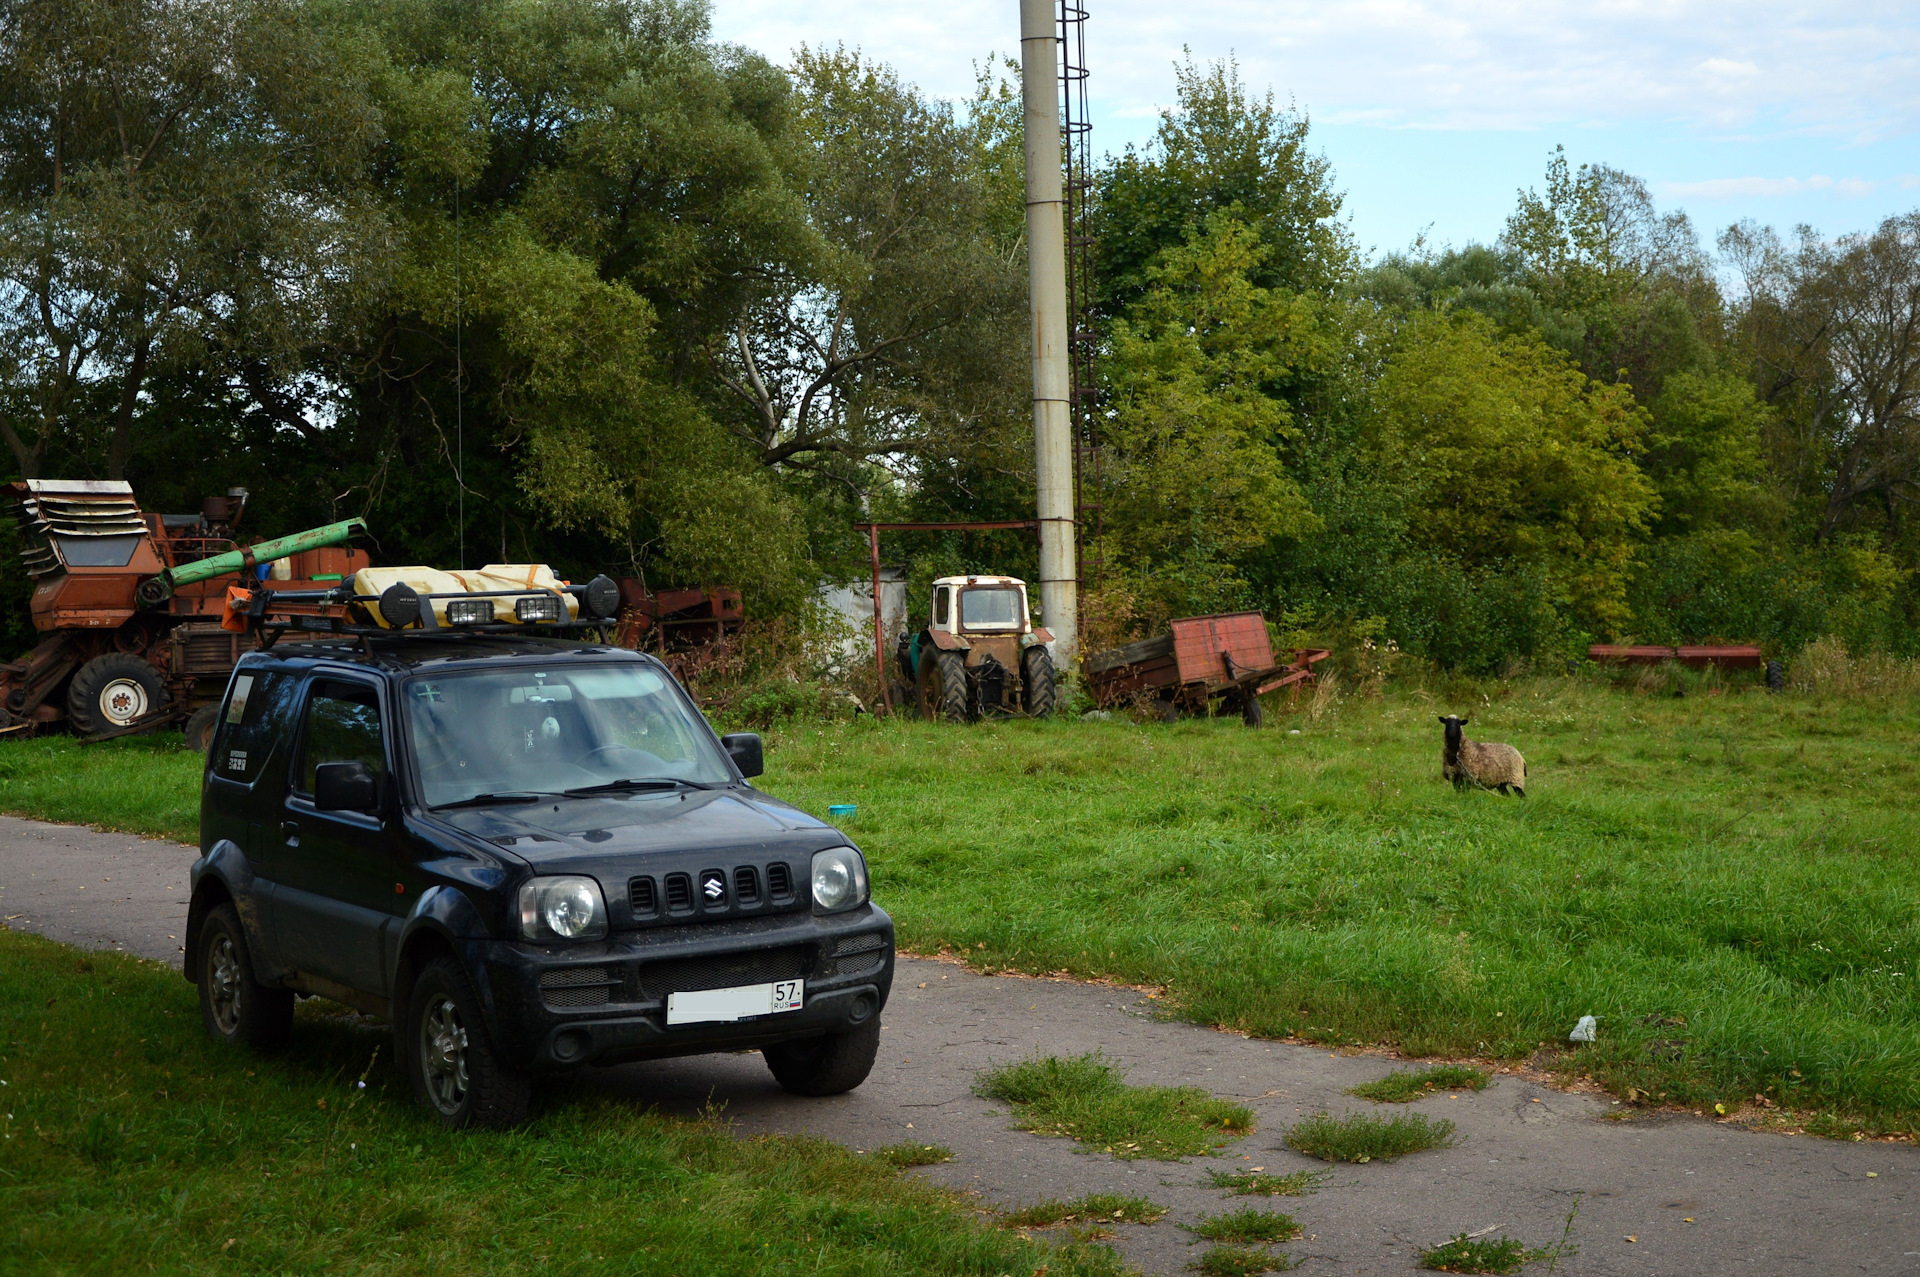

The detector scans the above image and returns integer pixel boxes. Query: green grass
[1205,1167,1327,1196]
[1186,1208,1302,1243]
[9,673,1920,1131]
[1349,1064,1492,1103]
[1417,1234,1555,1273]
[869,1141,953,1168]
[0,928,1122,1276]
[973,1052,1254,1160]
[1190,1243,1299,1275]
[1284,1111,1458,1162]
[1001,1194,1168,1228]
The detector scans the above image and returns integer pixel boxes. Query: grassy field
[0,929,1119,1275]
[3,671,1917,1134]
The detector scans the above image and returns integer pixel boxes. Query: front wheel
[1021,646,1057,717]
[406,957,532,1130]
[198,903,293,1050]
[763,1019,881,1096]
[183,704,220,752]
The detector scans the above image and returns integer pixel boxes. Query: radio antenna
[455,178,465,570]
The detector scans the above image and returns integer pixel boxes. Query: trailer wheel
[183,704,221,752]
[919,649,972,722]
[1239,689,1264,727]
[67,654,167,734]
[1021,646,1057,718]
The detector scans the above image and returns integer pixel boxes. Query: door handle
[280,819,299,847]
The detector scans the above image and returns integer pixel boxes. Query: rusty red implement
[1086,610,1328,725]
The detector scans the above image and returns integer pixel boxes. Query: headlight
[517,876,608,941]
[810,847,869,915]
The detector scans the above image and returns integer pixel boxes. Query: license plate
[667,979,804,1026]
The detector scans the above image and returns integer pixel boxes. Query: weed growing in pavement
[1186,1208,1303,1243]
[974,1052,1253,1160]
[1205,1167,1328,1196]
[0,929,1125,1276]
[1190,1243,1299,1275]
[870,1142,953,1168]
[1001,1194,1168,1228]
[1284,1111,1457,1162]
[1349,1065,1491,1103]
[1417,1234,1550,1274]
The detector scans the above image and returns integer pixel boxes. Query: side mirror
[721,732,764,779]
[314,759,379,811]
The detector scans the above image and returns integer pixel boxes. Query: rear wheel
[406,957,531,1130]
[1021,646,1057,718]
[763,1019,881,1096]
[183,704,220,752]
[67,653,167,734]
[198,903,293,1050]
[918,648,972,722]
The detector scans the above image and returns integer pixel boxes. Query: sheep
[1438,715,1527,796]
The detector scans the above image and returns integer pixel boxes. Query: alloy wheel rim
[207,934,242,1034]
[100,677,149,727]
[420,994,470,1114]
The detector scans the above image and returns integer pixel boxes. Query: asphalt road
[2,812,1913,1276]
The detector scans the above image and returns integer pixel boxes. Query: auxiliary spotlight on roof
[224,563,626,644]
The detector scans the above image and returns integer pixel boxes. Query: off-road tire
[183,704,220,752]
[1766,659,1784,691]
[919,648,972,722]
[762,1019,882,1096]
[405,956,531,1131]
[1021,646,1057,718]
[67,653,167,735]
[197,903,294,1050]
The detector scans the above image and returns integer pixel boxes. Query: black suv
[184,633,893,1128]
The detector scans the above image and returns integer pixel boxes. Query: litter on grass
[1569,1015,1597,1043]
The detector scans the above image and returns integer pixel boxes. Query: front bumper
[474,904,894,1071]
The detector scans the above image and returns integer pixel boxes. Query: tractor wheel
[183,704,221,752]
[67,653,167,735]
[1021,646,1057,718]
[919,649,972,722]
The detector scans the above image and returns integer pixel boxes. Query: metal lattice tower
[1057,0,1098,602]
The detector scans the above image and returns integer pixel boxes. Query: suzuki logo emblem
[701,871,726,902]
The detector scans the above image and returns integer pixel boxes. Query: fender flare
[926,628,969,652]
[390,885,502,1034]
[185,840,265,983]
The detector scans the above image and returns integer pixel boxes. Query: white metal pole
[1019,0,1078,665]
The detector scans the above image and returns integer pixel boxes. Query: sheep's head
[1438,715,1468,749]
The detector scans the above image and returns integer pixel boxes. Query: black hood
[423,786,848,872]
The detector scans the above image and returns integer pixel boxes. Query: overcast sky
[708,0,1920,260]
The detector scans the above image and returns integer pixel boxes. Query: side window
[933,586,949,626]
[211,669,297,784]
[296,680,386,796]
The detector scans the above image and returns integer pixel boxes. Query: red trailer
[1085,610,1328,725]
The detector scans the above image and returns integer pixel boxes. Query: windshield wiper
[431,790,556,810]
[563,777,720,797]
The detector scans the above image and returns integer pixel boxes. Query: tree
[0,0,386,478]
[700,47,1027,495]
[1368,311,1658,633]
[1095,55,1350,316]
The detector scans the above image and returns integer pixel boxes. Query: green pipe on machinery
[138,517,367,603]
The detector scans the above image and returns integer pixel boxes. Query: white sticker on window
[225,675,255,725]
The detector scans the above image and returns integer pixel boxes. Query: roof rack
[241,573,624,649]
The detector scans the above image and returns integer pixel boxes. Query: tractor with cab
[894,574,1056,720]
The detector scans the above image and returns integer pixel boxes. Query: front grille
[767,862,793,900]
[539,965,615,1008]
[821,932,888,979]
[629,876,657,916]
[664,873,693,912]
[638,947,807,999]
[734,865,760,904]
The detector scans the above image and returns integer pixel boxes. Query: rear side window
[296,680,386,795]
[211,669,298,784]
[933,587,950,626]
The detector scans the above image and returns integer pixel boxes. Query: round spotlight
[552,1030,589,1062]
[582,574,621,620]
[378,582,422,629]
[848,993,876,1024]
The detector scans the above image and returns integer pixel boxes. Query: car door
[271,675,403,996]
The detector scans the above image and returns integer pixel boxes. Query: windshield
[403,663,731,808]
[959,587,1022,629]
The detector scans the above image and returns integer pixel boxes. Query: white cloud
[709,0,1920,142]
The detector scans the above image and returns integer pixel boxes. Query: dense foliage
[3,0,1917,670]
